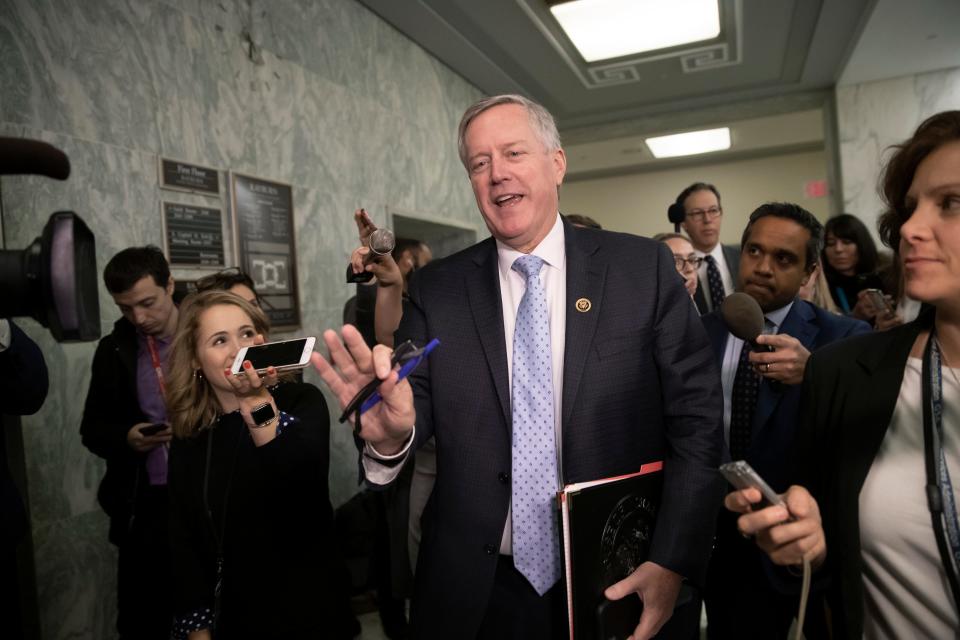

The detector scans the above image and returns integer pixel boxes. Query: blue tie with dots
[510,254,561,596]
[704,254,727,311]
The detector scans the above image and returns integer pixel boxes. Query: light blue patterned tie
[510,254,561,596]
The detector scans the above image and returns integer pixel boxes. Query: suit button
[498,472,509,483]
[484,544,496,555]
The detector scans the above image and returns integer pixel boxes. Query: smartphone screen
[241,339,309,371]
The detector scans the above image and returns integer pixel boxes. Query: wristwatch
[250,402,277,428]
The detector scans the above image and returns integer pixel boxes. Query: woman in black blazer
[726,110,960,638]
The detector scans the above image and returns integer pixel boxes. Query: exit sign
[805,179,828,198]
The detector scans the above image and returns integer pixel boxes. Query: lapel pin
[575,298,592,313]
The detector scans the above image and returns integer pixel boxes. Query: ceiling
[356,0,955,178]
[838,0,960,85]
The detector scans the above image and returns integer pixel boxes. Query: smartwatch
[250,402,277,428]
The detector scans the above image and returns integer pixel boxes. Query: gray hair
[457,94,562,169]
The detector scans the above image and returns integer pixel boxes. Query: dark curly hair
[878,111,960,250]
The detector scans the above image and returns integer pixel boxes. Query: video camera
[0,138,100,342]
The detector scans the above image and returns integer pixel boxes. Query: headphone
[667,202,686,233]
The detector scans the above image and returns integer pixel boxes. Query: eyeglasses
[685,206,722,222]
[673,255,703,272]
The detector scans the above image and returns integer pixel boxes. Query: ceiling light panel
[551,0,721,63]
[645,127,731,158]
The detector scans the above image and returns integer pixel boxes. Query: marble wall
[836,65,960,239]
[0,0,482,637]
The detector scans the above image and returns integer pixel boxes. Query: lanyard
[146,335,167,398]
[922,329,960,612]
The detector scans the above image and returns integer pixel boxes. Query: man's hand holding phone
[127,422,172,453]
[311,325,415,455]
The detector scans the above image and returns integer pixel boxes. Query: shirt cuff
[0,319,10,352]
[361,425,415,485]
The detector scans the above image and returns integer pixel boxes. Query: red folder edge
[559,460,664,639]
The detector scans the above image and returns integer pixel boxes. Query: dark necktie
[730,341,760,460]
[704,254,726,311]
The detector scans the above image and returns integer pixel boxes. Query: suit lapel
[465,240,511,429]
[844,313,931,492]
[753,300,818,435]
[723,243,741,290]
[561,222,605,430]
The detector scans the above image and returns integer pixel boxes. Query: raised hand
[311,325,415,454]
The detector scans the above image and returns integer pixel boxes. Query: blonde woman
[165,291,354,639]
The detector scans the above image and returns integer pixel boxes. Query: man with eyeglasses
[674,182,739,314]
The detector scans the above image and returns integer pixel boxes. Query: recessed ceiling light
[551,0,720,63]
[645,127,731,158]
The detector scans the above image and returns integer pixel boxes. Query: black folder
[558,462,663,640]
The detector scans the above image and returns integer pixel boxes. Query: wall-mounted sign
[160,157,220,196]
[230,172,300,329]
[161,202,225,268]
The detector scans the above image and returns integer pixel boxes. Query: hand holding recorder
[722,461,826,569]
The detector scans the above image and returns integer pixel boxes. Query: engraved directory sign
[160,158,220,196]
[162,202,225,267]
[230,172,300,328]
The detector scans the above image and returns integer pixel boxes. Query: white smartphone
[719,460,786,509]
[230,337,316,376]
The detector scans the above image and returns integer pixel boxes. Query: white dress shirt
[494,213,566,554]
[695,243,736,311]
[720,301,793,446]
[364,214,569,557]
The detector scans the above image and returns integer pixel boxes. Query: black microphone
[720,292,772,352]
[0,138,71,180]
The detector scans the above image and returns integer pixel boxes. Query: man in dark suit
[699,202,870,638]
[315,95,724,640]
[673,183,740,314]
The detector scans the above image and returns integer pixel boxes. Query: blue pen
[359,338,440,415]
